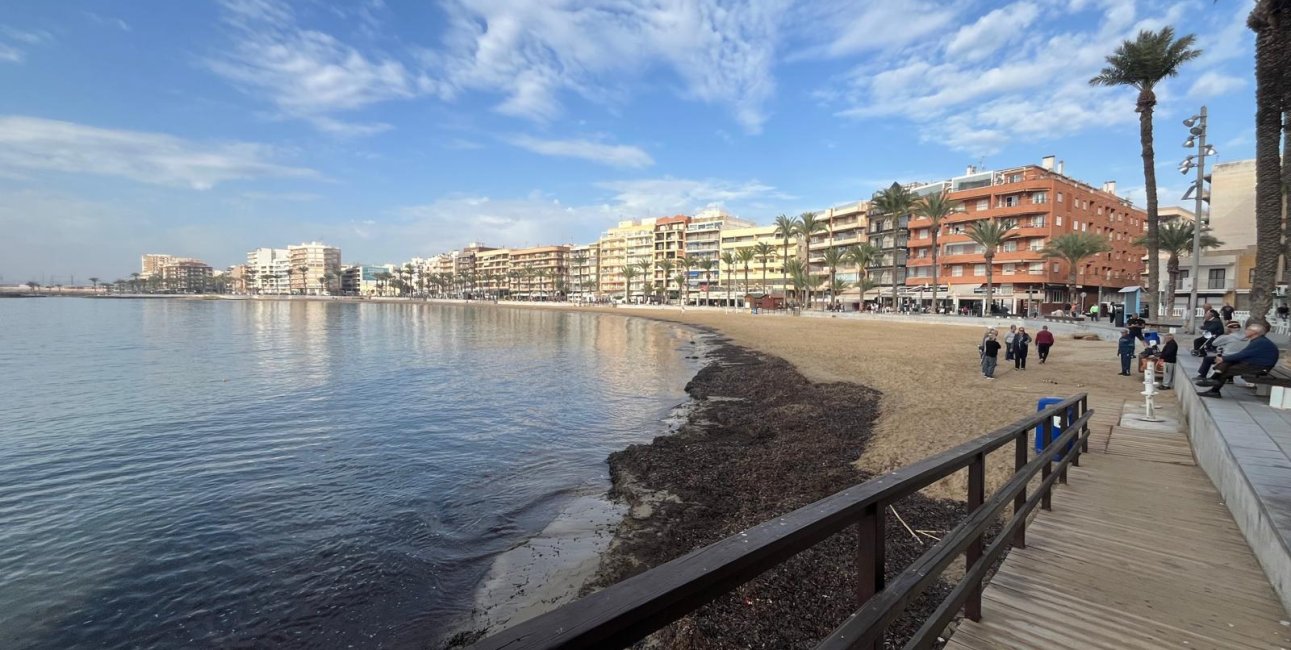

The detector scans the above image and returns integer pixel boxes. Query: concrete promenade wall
[1175,355,1291,614]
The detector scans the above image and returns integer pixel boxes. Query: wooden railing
[470,394,1092,650]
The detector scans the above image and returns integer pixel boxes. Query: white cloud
[597,177,790,215]
[0,116,318,189]
[0,26,52,63]
[209,0,428,135]
[1188,71,1247,99]
[793,1,962,60]
[944,2,1040,62]
[507,135,653,168]
[426,0,787,133]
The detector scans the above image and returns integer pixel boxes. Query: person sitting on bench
[1195,321,1245,382]
[1199,323,1281,398]
[1192,310,1225,355]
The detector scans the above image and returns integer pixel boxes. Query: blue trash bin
[1035,397,1074,458]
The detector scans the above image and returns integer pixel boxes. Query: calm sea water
[0,298,699,649]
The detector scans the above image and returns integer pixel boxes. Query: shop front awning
[1118,286,1141,294]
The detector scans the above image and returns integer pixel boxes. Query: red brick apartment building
[905,157,1147,315]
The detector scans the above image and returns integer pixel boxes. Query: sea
[0,298,700,648]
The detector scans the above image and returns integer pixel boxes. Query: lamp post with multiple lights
[1180,106,1215,334]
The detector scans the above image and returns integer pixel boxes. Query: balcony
[1179,278,1236,292]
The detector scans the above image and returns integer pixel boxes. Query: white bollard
[1138,363,1163,422]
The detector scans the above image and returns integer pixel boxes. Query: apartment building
[570,243,599,299]
[287,242,342,295]
[160,259,213,293]
[652,215,690,295]
[806,200,871,307]
[597,218,655,298]
[510,245,571,299]
[685,208,755,296]
[477,248,511,297]
[340,264,390,296]
[140,254,177,279]
[245,247,291,294]
[455,242,495,297]
[717,224,783,305]
[906,157,1147,315]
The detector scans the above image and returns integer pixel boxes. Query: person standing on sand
[1158,333,1178,390]
[1012,327,1032,369]
[980,333,1001,379]
[1117,329,1136,375]
[1004,325,1017,362]
[1035,326,1055,363]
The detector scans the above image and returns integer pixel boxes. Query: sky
[0,0,1260,284]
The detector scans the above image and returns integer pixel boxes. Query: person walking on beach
[1012,327,1032,369]
[1004,325,1017,362]
[1158,333,1178,390]
[980,333,1001,379]
[1117,329,1135,376]
[1035,325,1055,363]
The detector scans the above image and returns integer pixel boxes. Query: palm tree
[736,248,756,306]
[621,265,638,304]
[720,251,737,307]
[25,280,38,293]
[130,272,142,293]
[657,259,675,305]
[1247,2,1289,325]
[914,189,960,313]
[1134,221,1223,314]
[88,277,100,293]
[752,242,777,294]
[798,211,826,266]
[698,259,716,307]
[634,258,654,302]
[872,182,917,309]
[784,258,808,307]
[773,213,800,297]
[1041,232,1114,313]
[296,265,309,295]
[845,242,884,306]
[676,256,694,306]
[821,247,847,309]
[1091,27,1201,317]
[966,220,1018,317]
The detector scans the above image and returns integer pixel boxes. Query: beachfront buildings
[597,218,656,299]
[245,247,291,294]
[904,156,1147,315]
[140,254,177,279]
[718,224,783,304]
[570,244,599,300]
[652,215,690,296]
[288,242,342,295]
[509,245,571,299]
[808,200,871,307]
[686,209,755,299]
[477,248,511,297]
[159,259,213,293]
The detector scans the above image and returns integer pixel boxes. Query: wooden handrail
[469,394,1091,650]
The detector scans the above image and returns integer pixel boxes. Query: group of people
[978,324,1056,378]
[1189,309,1282,398]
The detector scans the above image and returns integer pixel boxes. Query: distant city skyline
[0,0,1259,281]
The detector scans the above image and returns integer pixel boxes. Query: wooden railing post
[855,503,885,650]
[1080,395,1090,453]
[1013,431,1027,549]
[1059,406,1072,482]
[965,452,986,621]
[1041,417,1053,510]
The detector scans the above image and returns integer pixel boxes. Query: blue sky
[0,0,1259,283]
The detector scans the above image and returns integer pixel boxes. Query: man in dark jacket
[1117,329,1136,376]
[1158,334,1178,389]
[1193,310,1225,355]
[1126,313,1147,342]
[1199,324,1282,398]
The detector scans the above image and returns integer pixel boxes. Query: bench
[1240,363,1291,409]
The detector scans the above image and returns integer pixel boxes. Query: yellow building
[807,200,871,307]
[510,245,571,299]
[477,248,511,297]
[718,225,785,305]
[287,242,341,295]
[597,218,656,299]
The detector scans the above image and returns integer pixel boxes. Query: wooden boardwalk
[946,394,1291,650]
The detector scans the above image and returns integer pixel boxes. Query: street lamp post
[1180,107,1214,334]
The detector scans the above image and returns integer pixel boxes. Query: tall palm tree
[296,265,310,295]
[1041,232,1113,313]
[676,256,694,306]
[698,259,716,306]
[798,212,826,267]
[130,272,142,293]
[784,258,808,306]
[656,259,675,304]
[773,213,800,297]
[621,265,638,304]
[914,189,960,313]
[633,258,654,302]
[821,247,847,308]
[1247,1,1289,325]
[1135,220,1224,313]
[966,220,1018,317]
[1090,27,1201,318]
[845,242,884,290]
[720,251,737,306]
[88,277,100,293]
[736,248,756,306]
[872,182,917,308]
[752,242,777,294]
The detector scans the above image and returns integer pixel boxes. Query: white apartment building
[245,247,291,294]
[685,208,754,297]
[287,242,342,295]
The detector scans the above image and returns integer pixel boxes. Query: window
[952,265,964,277]
[998,195,1019,208]
[976,199,989,211]
[974,264,986,276]
[1057,192,1064,203]
[1003,263,1015,275]
[1032,191,1048,204]
[1003,240,1018,252]
[1207,268,1226,290]
[1053,263,1061,272]
[1008,173,1023,183]
[1073,220,1080,230]
[1056,215,1063,226]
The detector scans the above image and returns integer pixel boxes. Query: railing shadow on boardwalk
[469,394,1093,650]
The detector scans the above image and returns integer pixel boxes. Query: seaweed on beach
[591,337,984,649]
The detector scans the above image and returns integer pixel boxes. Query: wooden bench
[1241,363,1291,409]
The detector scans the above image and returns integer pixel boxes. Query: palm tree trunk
[931,230,940,313]
[1166,253,1180,312]
[1249,6,1286,325]
[1138,88,1161,318]
[984,253,994,317]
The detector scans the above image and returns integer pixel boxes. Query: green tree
[821,246,847,309]
[914,189,960,313]
[656,258,675,305]
[1041,232,1114,312]
[773,213,800,296]
[621,265,638,303]
[720,251,737,306]
[845,242,883,290]
[634,258,654,302]
[1134,221,1224,313]
[798,212,826,266]
[871,182,917,308]
[698,259,716,307]
[1091,27,1202,317]
[88,277,100,293]
[676,256,694,306]
[752,241,777,295]
[130,272,142,293]
[966,220,1018,317]
[736,248,756,306]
